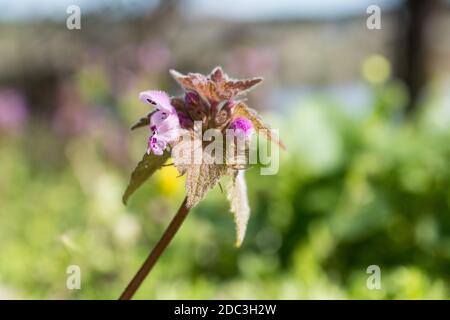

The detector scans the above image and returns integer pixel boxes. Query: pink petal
[150,110,169,128]
[158,112,179,129]
[156,114,180,142]
[139,90,173,113]
[147,135,167,155]
[230,117,253,138]
[157,126,180,143]
[150,111,180,135]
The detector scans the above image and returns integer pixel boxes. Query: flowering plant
[120,67,284,299]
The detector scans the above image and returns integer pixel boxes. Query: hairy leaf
[227,170,250,247]
[172,133,227,208]
[122,151,170,204]
[185,160,227,208]
[170,67,263,103]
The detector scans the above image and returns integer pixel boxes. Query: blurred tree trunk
[394,0,439,114]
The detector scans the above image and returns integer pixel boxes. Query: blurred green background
[0,0,450,299]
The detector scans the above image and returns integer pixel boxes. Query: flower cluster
[139,84,258,158]
[124,67,284,246]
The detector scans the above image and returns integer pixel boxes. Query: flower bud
[229,117,253,138]
[184,91,200,106]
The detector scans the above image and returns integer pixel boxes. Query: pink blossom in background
[96,40,173,95]
[0,89,28,134]
[137,40,173,74]
[226,47,278,79]
[53,83,93,135]
[53,82,131,166]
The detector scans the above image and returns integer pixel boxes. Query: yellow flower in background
[156,163,184,196]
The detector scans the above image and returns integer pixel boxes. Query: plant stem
[119,196,190,300]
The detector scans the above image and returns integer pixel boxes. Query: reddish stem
[119,197,190,300]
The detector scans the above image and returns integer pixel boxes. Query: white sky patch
[0,0,159,21]
[0,0,403,21]
[182,0,403,21]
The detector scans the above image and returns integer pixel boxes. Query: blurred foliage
[0,64,449,299]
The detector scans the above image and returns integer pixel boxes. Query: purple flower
[139,90,180,155]
[139,90,173,113]
[148,134,167,155]
[229,117,253,138]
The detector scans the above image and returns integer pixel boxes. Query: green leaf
[130,113,152,131]
[122,151,170,205]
